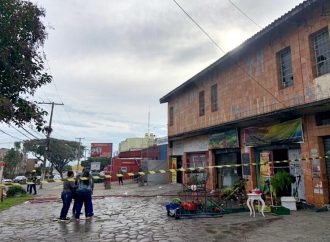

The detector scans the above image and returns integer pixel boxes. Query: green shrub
[271,170,294,198]
[6,185,27,197]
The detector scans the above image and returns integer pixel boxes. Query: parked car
[13,176,27,184]
[53,174,61,180]
[1,178,13,184]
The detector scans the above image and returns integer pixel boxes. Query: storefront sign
[260,152,271,177]
[171,157,177,183]
[172,136,208,156]
[209,129,239,149]
[244,118,303,147]
[91,143,113,158]
[90,162,101,171]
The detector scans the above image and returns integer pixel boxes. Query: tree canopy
[3,142,24,178]
[23,138,84,177]
[0,0,52,131]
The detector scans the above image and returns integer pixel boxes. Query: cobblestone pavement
[1,183,330,242]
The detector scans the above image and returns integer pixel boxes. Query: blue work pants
[75,189,93,219]
[60,191,73,219]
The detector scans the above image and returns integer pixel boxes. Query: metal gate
[324,137,330,200]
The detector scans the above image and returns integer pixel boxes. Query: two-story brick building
[160,0,330,206]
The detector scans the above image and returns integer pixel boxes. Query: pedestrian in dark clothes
[72,172,81,217]
[59,170,76,221]
[75,170,94,221]
[29,170,37,195]
[118,170,124,185]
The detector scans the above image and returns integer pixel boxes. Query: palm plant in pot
[270,170,294,205]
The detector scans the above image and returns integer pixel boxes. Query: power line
[0,128,23,141]
[227,0,262,29]
[42,47,73,121]
[9,124,33,140]
[20,126,41,139]
[26,124,45,139]
[171,0,286,108]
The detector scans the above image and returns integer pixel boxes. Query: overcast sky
[0,0,305,154]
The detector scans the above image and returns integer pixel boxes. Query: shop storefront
[209,129,241,189]
[243,118,305,199]
[186,152,208,189]
[171,136,208,184]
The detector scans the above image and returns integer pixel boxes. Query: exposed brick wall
[301,114,330,205]
[165,3,330,206]
[168,6,330,137]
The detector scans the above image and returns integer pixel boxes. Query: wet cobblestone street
[1,183,330,242]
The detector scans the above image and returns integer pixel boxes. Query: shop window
[311,28,330,77]
[199,90,205,116]
[278,47,294,88]
[188,154,207,168]
[215,153,241,188]
[169,106,174,126]
[187,154,208,188]
[211,84,218,112]
[315,111,330,126]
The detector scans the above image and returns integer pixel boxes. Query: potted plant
[271,170,293,198]
[270,170,295,211]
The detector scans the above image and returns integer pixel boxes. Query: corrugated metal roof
[159,0,320,103]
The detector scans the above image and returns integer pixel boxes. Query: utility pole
[147,105,150,135]
[75,137,84,173]
[39,102,64,188]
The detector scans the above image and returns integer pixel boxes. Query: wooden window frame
[310,27,330,77]
[211,84,218,112]
[277,47,294,88]
[199,90,205,116]
[169,106,174,126]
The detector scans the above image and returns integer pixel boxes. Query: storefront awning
[243,118,303,147]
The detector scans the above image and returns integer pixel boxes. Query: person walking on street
[75,170,94,221]
[118,170,124,185]
[29,170,37,195]
[59,170,76,221]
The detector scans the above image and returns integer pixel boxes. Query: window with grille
[278,47,294,88]
[169,106,174,126]
[211,84,218,112]
[311,28,330,77]
[199,90,205,116]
